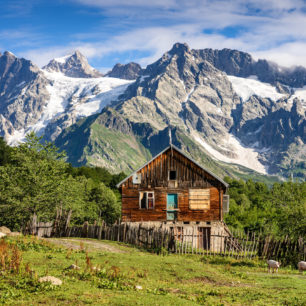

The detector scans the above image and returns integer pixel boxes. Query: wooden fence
[30,221,305,263]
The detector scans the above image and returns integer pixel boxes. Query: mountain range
[0,43,305,181]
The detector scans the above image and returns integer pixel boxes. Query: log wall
[120,147,226,222]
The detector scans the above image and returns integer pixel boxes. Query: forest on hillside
[0,134,305,239]
[0,133,125,231]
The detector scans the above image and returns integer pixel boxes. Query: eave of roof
[116,144,229,188]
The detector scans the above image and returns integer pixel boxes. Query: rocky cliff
[56,43,306,179]
[105,62,142,80]
[0,44,305,180]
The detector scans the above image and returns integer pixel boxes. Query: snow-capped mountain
[56,43,305,179]
[42,51,103,78]
[0,44,305,180]
[0,51,133,144]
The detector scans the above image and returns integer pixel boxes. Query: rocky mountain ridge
[0,44,305,180]
[57,43,305,179]
[105,62,142,80]
[0,50,133,145]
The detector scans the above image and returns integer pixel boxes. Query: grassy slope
[87,123,151,172]
[2,237,305,305]
[55,115,151,173]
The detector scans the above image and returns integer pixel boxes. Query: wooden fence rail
[28,221,305,263]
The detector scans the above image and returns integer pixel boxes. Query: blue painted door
[167,194,178,220]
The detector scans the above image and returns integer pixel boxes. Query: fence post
[191,227,194,254]
[117,220,120,242]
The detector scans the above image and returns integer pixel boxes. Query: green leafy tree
[224,178,306,238]
[89,182,120,224]
[0,133,122,230]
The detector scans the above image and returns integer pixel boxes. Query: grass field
[0,236,305,305]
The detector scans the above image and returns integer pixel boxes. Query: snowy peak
[3,51,16,58]
[43,50,103,78]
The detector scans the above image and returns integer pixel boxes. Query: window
[139,192,155,209]
[189,188,210,210]
[169,170,177,180]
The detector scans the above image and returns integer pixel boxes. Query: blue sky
[1,0,306,72]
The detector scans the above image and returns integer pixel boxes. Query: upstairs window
[169,170,177,180]
[139,192,155,209]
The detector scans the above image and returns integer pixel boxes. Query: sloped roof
[116,144,229,188]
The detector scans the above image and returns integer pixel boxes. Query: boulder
[0,226,11,234]
[38,276,62,286]
[67,264,80,270]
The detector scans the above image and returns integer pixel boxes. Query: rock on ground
[67,264,80,270]
[38,276,62,286]
[0,226,11,234]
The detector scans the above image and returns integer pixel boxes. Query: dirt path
[45,238,126,253]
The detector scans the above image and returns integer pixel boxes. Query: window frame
[139,191,155,209]
[188,188,210,210]
[168,170,177,181]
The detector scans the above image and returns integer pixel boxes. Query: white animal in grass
[267,260,281,273]
[298,261,306,273]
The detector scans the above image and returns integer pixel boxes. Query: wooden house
[117,145,230,251]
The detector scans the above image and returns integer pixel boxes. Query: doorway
[198,227,211,250]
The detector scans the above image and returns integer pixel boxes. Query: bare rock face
[105,62,142,80]
[120,42,240,144]
[195,47,306,88]
[0,44,305,180]
[43,51,103,78]
[0,52,50,140]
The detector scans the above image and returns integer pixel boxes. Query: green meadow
[0,236,305,305]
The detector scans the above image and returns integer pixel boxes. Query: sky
[1,0,306,72]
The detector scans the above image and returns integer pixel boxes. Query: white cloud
[253,42,306,67]
[19,0,306,69]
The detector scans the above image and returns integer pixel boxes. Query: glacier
[7,71,133,145]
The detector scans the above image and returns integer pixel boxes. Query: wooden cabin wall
[121,148,226,222]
